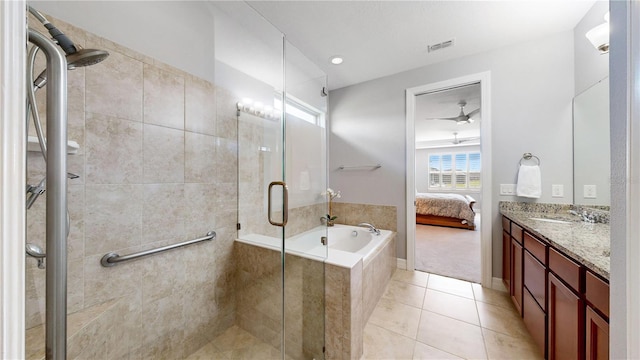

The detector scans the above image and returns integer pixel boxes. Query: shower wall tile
[216,137,238,184]
[186,75,217,135]
[68,185,85,261]
[143,64,185,130]
[83,251,143,307]
[184,183,218,238]
[85,49,143,122]
[85,112,143,184]
[216,87,239,140]
[140,239,186,304]
[185,131,217,183]
[143,124,185,183]
[84,184,143,256]
[141,183,185,244]
[25,14,252,359]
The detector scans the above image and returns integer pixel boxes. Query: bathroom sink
[529,217,573,224]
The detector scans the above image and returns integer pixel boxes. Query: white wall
[30,1,216,83]
[329,30,575,275]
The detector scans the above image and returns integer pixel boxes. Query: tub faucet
[357,222,381,235]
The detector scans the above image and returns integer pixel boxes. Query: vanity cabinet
[501,215,610,360]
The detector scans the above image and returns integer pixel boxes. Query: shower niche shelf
[27,135,79,154]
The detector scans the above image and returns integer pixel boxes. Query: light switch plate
[500,184,516,195]
[584,185,597,199]
[552,184,564,198]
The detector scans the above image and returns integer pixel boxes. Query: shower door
[216,2,329,359]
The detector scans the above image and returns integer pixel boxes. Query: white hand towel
[516,164,542,198]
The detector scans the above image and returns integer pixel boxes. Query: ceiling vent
[428,39,455,53]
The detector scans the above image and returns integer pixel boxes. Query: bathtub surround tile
[186,75,217,135]
[143,124,185,183]
[85,112,143,184]
[185,131,217,183]
[332,202,397,232]
[86,49,143,122]
[84,184,143,256]
[143,64,185,130]
[417,310,487,359]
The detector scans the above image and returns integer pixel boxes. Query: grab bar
[337,164,381,170]
[100,231,215,267]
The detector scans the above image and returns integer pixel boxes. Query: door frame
[405,71,492,288]
[1,0,26,357]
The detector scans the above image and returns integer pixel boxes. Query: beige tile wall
[235,242,325,360]
[26,14,237,359]
[331,202,397,232]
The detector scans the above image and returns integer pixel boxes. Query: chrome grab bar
[337,164,381,170]
[100,231,215,267]
[267,181,288,227]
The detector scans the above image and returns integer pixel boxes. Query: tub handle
[267,181,288,227]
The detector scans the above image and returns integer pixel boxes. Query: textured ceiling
[248,0,596,90]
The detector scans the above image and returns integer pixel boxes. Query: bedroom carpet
[415,214,481,283]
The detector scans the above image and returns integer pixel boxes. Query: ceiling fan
[426,101,480,124]
[450,132,480,145]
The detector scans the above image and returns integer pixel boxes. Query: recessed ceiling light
[329,56,343,65]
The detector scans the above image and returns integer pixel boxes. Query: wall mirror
[573,77,610,206]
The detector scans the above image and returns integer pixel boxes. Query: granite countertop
[500,207,610,280]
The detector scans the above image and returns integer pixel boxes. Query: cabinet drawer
[511,223,523,244]
[586,271,609,318]
[524,232,547,264]
[523,288,546,357]
[524,250,546,311]
[549,248,581,292]
[502,216,511,233]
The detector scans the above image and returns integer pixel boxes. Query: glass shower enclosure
[23,1,327,359]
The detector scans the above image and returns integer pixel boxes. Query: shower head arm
[28,5,77,55]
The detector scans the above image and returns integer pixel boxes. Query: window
[274,94,325,127]
[428,151,481,190]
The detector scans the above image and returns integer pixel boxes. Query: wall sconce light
[585,12,609,54]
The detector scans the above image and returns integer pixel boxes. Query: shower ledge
[25,298,120,360]
[27,135,79,155]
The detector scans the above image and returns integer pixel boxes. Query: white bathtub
[236,224,393,268]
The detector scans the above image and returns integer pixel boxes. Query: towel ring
[519,152,540,166]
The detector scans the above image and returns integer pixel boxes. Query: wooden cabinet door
[548,273,583,360]
[511,238,523,314]
[503,230,511,289]
[586,306,609,360]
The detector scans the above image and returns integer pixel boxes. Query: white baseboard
[396,258,407,270]
[491,277,507,292]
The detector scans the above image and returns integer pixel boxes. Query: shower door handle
[268,181,288,227]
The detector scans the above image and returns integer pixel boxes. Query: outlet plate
[552,184,564,198]
[584,185,597,199]
[500,184,516,195]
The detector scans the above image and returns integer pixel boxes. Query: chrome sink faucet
[357,222,381,235]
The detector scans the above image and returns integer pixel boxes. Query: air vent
[428,38,455,53]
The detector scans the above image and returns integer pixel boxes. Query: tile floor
[363,270,543,360]
[186,269,543,360]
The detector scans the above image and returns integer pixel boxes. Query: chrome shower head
[66,48,109,69]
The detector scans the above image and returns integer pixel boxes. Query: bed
[415,193,476,230]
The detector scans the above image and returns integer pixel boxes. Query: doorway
[405,72,493,288]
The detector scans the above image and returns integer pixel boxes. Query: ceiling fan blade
[466,108,480,118]
[425,116,460,121]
